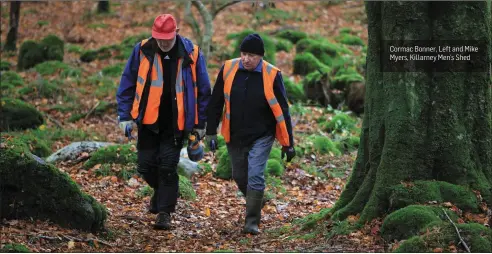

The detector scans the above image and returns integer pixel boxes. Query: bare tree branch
[212,0,243,18]
[443,209,471,253]
[191,0,213,59]
[184,1,202,45]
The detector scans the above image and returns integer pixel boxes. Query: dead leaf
[433,248,443,253]
[68,241,75,249]
[205,207,211,217]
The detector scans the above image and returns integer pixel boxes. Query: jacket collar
[140,35,192,67]
[239,59,263,73]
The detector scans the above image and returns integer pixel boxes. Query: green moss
[313,135,342,156]
[269,147,282,163]
[34,61,81,78]
[17,40,45,71]
[67,44,83,54]
[0,98,44,132]
[0,71,24,90]
[293,53,330,75]
[266,159,284,177]
[120,33,151,49]
[80,50,98,62]
[274,37,294,52]
[83,144,136,169]
[227,29,276,65]
[293,208,332,230]
[0,60,11,71]
[179,175,197,201]
[339,28,353,35]
[1,243,31,253]
[215,147,232,180]
[102,63,125,77]
[381,205,457,241]
[284,78,306,103]
[336,33,365,46]
[0,137,107,231]
[395,222,492,253]
[331,67,364,90]
[40,34,64,62]
[322,112,357,133]
[275,30,308,44]
[389,180,480,212]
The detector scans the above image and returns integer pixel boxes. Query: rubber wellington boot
[242,189,264,235]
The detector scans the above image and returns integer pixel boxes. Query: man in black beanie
[205,33,296,234]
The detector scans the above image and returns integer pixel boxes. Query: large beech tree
[331,1,492,223]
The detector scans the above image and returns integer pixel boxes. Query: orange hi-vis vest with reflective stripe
[130,39,200,129]
[221,58,291,147]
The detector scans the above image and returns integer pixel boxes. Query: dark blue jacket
[116,35,211,132]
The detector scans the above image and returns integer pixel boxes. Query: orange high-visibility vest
[221,58,291,146]
[131,39,200,128]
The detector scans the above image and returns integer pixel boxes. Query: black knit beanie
[240,33,265,56]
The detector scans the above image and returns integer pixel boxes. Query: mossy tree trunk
[97,1,110,14]
[332,1,492,224]
[4,1,21,52]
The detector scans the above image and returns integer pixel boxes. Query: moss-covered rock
[17,40,45,71]
[266,159,284,177]
[40,34,64,61]
[34,61,81,78]
[313,135,342,156]
[215,146,232,180]
[0,98,44,132]
[275,30,308,44]
[179,175,197,201]
[336,33,365,46]
[284,78,306,103]
[1,243,31,253]
[302,70,328,104]
[293,53,330,75]
[381,205,458,241]
[0,60,11,71]
[389,180,480,212]
[331,67,364,90]
[269,147,282,163]
[0,71,24,90]
[274,37,294,52]
[83,144,137,169]
[395,222,492,253]
[322,112,357,133]
[0,136,107,231]
[227,30,276,65]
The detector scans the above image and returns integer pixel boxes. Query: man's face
[240,52,262,71]
[156,36,176,52]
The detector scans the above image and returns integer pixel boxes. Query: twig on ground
[104,115,118,125]
[443,209,471,253]
[61,234,115,247]
[85,101,101,120]
[43,113,63,129]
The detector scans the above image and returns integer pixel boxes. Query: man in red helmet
[116,14,211,230]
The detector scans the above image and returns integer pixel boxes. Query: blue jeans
[227,135,274,192]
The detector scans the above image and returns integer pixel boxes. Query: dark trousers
[137,126,183,213]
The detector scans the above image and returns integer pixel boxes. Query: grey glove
[119,121,133,136]
[193,128,206,140]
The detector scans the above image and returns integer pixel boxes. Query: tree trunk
[97,1,110,13]
[332,1,492,224]
[4,1,21,52]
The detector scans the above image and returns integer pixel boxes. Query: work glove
[281,146,296,162]
[206,134,218,152]
[118,120,134,138]
[193,128,206,140]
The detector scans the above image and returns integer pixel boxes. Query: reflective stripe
[266,63,273,74]
[150,56,163,87]
[135,93,140,101]
[226,113,230,120]
[224,93,230,102]
[276,115,285,123]
[137,76,144,85]
[224,59,239,81]
[268,98,278,106]
[140,53,144,62]
[176,60,183,92]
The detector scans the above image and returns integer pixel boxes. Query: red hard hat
[152,14,177,40]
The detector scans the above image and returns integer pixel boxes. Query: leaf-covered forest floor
[0,1,392,252]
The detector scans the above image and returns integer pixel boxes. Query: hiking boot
[154,212,171,230]
[242,189,264,235]
[148,192,158,214]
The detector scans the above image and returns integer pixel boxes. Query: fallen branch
[85,101,101,120]
[61,234,114,247]
[103,115,118,125]
[443,209,471,253]
[42,112,63,129]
